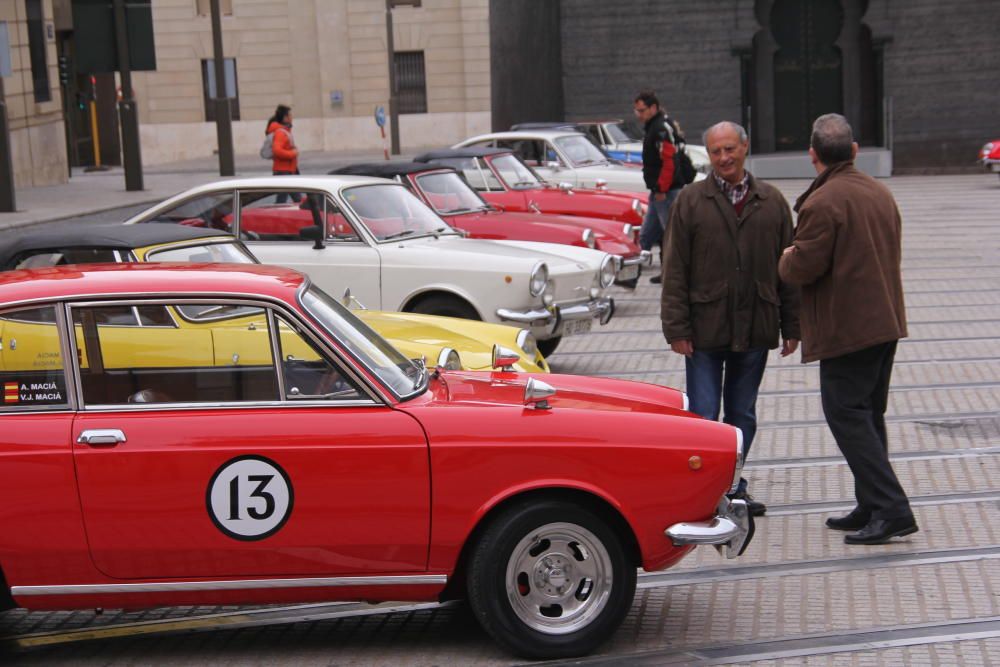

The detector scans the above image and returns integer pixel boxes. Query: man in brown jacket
[662,121,800,517]
[779,113,916,545]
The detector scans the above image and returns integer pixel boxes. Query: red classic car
[979,139,1000,179]
[0,263,752,659]
[416,146,650,225]
[330,161,649,288]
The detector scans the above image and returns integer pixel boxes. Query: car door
[70,298,430,580]
[0,304,87,585]
[239,190,384,309]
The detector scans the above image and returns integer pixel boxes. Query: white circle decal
[207,455,293,541]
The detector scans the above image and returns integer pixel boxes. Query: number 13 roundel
[207,455,294,541]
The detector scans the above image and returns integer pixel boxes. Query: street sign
[374,105,386,128]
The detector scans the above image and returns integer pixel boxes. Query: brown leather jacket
[661,173,800,351]
[778,162,907,363]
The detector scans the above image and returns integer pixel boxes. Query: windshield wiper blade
[382,229,418,240]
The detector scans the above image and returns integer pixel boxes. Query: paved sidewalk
[0,148,409,229]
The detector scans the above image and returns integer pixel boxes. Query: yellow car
[0,224,548,373]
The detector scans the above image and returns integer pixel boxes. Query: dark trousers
[685,347,769,493]
[820,340,912,520]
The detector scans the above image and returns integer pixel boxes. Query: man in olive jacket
[662,121,800,517]
[779,113,916,545]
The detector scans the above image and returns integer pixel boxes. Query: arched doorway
[771,0,845,151]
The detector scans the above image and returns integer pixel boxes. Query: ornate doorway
[771,0,844,151]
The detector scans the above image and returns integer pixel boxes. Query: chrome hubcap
[505,522,613,634]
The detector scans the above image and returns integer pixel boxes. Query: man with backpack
[633,90,692,284]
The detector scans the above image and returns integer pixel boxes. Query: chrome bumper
[623,250,653,267]
[664,496,754,559]
[496,297,615,330]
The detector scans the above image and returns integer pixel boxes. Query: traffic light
[57,55,71,86]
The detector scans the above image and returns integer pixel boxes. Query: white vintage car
[123,176,617,356]
[459,129,709,192]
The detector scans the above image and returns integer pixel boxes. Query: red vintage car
[330,161,649,288]
[415,146,649,223]
[979,139,1000,179]
[0,263,752,659]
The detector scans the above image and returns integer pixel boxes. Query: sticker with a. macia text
[206,455,294,541]
[3,379,65,405]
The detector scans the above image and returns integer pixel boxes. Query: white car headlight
[529,262,549,297]
[582,228,596,248]
[599,254,616,288]
[516,329,538,357]
[981,142,995,159]
[622,223,633,238]
[437,347,462,371]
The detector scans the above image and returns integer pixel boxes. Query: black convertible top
[0,223,234,270]
[414,147,512,162]
[328,161,446,178]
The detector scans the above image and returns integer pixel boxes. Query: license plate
[563,318,593,336]
[618,264,640,281]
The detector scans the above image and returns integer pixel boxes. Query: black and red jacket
[641,110,680,193]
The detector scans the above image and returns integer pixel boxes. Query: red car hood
[455,210,641,256]
[418,371,691,416]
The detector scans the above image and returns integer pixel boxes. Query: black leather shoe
[649,273,663,284]
[728,489,766,517]
[844,516,918,545]
[825,508,871,531]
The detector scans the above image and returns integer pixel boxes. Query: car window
[491,154,543,189]
[341,184,455,242]
[11,247,119,270]
[145,193,236,231]
[607,121,641,143]
[553,135,609,167]
[275,315,364,401]
[145,240,257,264]
[0,305,70,411]
[429,157,502,192]
[415,172,488,214]
[497,139,552,167]
[72,301,280,406]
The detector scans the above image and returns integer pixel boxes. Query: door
[242,190,383,309]
[70,299,430,579]
[772,0,844,151]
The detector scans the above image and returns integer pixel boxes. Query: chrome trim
[436,347,459,370]
[77,429,126,445]
[682,392,690,412]
[665,497,752,559]
[12,574,448,597]
[731,425,745,493]
[496,296,613,328]
[598,254,616,288]
[528,261,549,297]
[621,253,648,267]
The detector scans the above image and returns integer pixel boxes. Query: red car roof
[0,262,308,307]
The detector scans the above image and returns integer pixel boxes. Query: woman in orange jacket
[265,104,299,175]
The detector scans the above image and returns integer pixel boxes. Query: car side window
[72,302,280,406]
[146,193,235,231]
[0,305,70,411]
[12,248,118,270]
[324,197,362,242]
[275,315,364,401]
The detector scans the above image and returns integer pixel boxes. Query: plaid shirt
[712,170,750,207]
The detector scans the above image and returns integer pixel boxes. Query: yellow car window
[0,305,69,410]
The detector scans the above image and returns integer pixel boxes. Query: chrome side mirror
[557,182,574,193]
[546,161,562,170]
[594,178,608,190]
[523,377,556,410]
[341,288,368,310]
[492,344,521,371]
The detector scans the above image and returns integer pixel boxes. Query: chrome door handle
[77,429,127,446]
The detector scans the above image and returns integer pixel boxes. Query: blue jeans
[685,347,769,493]
[639,189,679,252]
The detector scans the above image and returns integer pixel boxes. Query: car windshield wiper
[576,159,605,167]
[511,181,539,189]
[382,229,419,241]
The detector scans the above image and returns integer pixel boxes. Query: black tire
[537,336,562,358]
[466,500,636,659]
[408,294,480,320]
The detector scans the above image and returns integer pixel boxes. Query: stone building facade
[492,0,1000,171]
[126,0,490,165]
[1,0,67,187]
